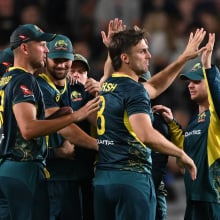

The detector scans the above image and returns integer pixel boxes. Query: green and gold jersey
[168,65,220,203]
[0,67,46,162]
[96,73,153,174]
[37,74,95,180]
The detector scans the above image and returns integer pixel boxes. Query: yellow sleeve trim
[203,67,220,166]
[168,120,185,150]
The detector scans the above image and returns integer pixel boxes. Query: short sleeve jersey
[96,73,153,174]
[0,67,46,162]
[37,74,94,180]
[69,82,93,111]
[37,74,70,148]
[152,113,169,188]
[69,83,97,180]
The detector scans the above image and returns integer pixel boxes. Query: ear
[121,53,129,64]
[20,43,29,55]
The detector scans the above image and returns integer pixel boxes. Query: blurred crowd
[1,0,219,210]
[1,0,219,166]
[9,1,220,115]
[1,0,220,76]
[0,3,218,138]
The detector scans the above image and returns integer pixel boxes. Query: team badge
[71,91,83,101]
[54,40,68,51]
[198,112,206,123]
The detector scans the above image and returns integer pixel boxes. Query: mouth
[189,92,196,96]
[55,68,66,73]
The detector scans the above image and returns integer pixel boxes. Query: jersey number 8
[97,96,105,135]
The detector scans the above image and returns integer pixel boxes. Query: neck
[117,67,139,82]
[45,70,66,86]
[13,61,35,74]
[198,101,209,114]
[53,79,66,86]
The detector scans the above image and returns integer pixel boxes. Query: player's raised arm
[145,28,206,99]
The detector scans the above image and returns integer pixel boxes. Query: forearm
[130,113,183,157]
[145,129,184,158]
[19,112,83,140]
[100,53,113,86]
[58,123,98,151]
[146,55,188,99]
[15,97,100,140]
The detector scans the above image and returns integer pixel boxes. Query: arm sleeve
[203,65,220,166]
[12,75,38,105]
[167,119,185,150]
[204,65,220,118]
[40,85,58,108]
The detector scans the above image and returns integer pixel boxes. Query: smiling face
[46,57,72,81]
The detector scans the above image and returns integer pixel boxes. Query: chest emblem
[198,112,206,123]
[71,91,83,101]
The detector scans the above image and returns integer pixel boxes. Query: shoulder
[108,75,146,93]
[7,70,36,87]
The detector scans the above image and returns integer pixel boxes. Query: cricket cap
[10,24,56,50]
[47,34,74,60]
[0,47,14,76]
[180,62,204,81]
[73,53,90,71]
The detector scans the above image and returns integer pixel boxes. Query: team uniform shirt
[70,82,92,111]
[168,65,220,203]
[152,113,169,189]
[96,73,153,174]
[37,73,94,180]
[0,67,46,163]
[69,82,97,180]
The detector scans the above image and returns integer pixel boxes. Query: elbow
[20,128,36,141]
[138,135,150,145]
[21,133,33,141]
[138,135,156,147]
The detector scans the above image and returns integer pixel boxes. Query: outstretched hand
[180,28,206,61]
[100,18,126,85]
[201,33,215,69]
[101,18,126,48]
[74,96,100,122]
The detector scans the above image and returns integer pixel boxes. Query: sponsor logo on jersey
[20,85,33,96]
[97,139,114,146]
[101,82,117,92]
[185,129,201,137]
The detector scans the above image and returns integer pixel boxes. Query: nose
[188,81,194,88]
[45,45,49,53]
[73,72,80,77]
[146,50,151,59]
[56,62,67,68]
